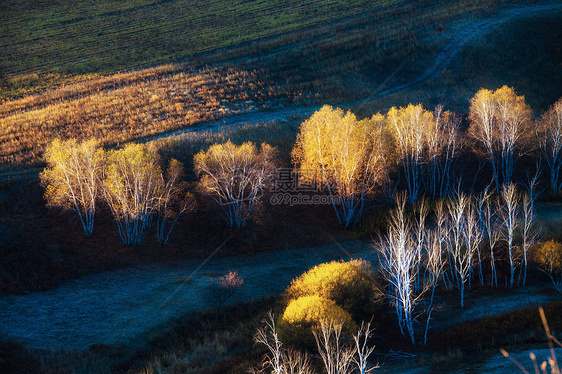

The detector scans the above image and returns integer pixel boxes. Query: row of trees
[41,138,278,243]
[41,139,192,245]
[377,183,540,344]
[42,87,561,242]
[293,89,561,227]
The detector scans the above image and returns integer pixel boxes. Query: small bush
[531,240,562,271]
[278,295,357,349]
[283,259,378,320]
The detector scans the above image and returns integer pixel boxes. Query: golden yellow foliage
[292,105,387,226]
[279,295,356,348]
[40,137,105,237]
[468,86,533,189]
[194,140,277,227]
[284,259,377,320]
[103,144,163,246]
[532,240,562,272]
[282,295,355,328]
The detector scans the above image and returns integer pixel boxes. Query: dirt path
[0,240,375,350]
[1,232,560,353]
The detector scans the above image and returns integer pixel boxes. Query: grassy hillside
[1,0,559,168]
[0,0,400,96]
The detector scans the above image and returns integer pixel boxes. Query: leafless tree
[205,271,244,309]
[463,200,483,291]
[414,199,428,293]
[538,98,562,194]
[500,183,520,288]
[478,188,501,288]
[435,200,452,289]
[519,194,540,286]
[424,230,445,344]
[281,349,315,374]
[314,320,356,374]
[447,192,473,307]
[254,311,284,374]
[353,322,378,374]
[377,194,422,343]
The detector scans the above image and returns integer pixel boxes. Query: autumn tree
[537,98,562,194]
[468,86,533,191]
[155,159,194,244]
[292,105,387,227]
[194,140,277,228]
[387,104,460,202]
[41,138,105,237]
[520,193,539,286]
[103,144,188,246]
[446,193,473,307]
[205,271,244,309]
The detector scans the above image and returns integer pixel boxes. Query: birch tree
[469,89,498,190]
[155,159,194,244]
[424,229,445,344]
[469,86,532,191]
[435,200,452,289]
[479,189,501,288]
[388,104,460,201]
[387,104,432,202]
[426,105,461,198]
[499,183,520,288]
[520,194,539,286]
[103,144,162,246]
[292,106,387,227]
[463,200,483,291]
[195,141,277,228]
[377,194,420,343]
[494,86,533,187]
[41,138,105,237]
[538,98,562,194]
[313,320,355,374]
[447,193,472,307]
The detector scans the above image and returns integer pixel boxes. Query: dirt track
[0,240,374,350]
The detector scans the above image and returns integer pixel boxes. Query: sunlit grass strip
[0,67,279,165]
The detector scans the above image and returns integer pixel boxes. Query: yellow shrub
[284,259,377,320]
[532,240,562,271]
[278,295,357,348]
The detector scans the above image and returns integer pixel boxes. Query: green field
[0,0,399,82]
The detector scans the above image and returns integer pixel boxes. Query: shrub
[532,240,562,292]
[278,295,357,349]
[283,259,378,321]
[532,240,562,271]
